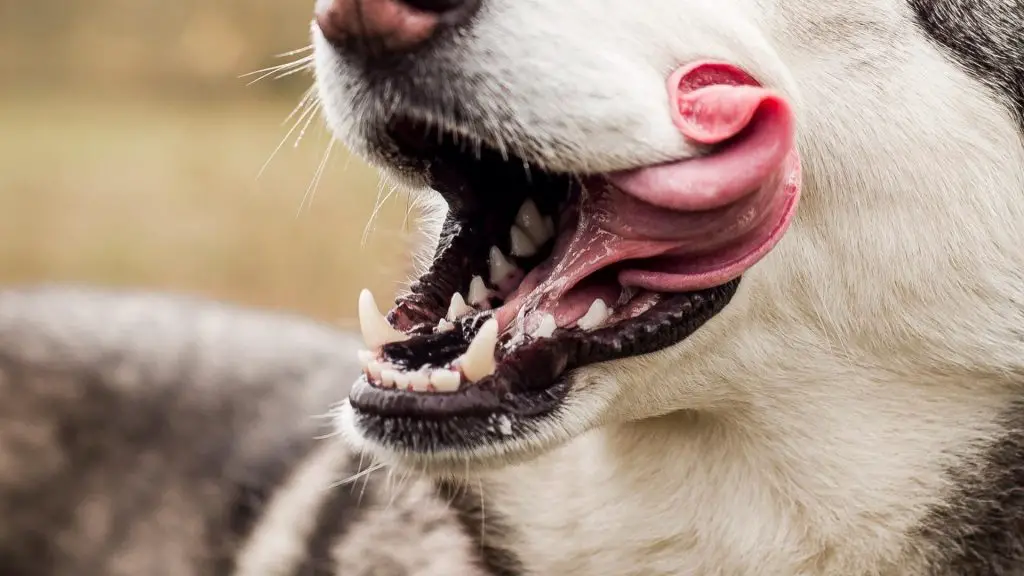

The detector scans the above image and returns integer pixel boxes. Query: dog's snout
[315,0,478,54]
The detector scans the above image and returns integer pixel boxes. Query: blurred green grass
[0,94,415,327]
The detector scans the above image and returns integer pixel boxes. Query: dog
[2,0,1024,573]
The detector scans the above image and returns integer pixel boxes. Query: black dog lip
[348,281,739,420]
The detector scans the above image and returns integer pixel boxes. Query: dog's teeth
[380,369,398,389]
[358,289,409,350]
[468,276,490,308]
[543,215,555,239]
[409,370,430,392]
[447,292,472,321]
[459,318,498,382]
[532,313,557,339]
[437,318,455,333]
[430,370,461,392]
[489,247,520,287]
[577,299,610,331]
[367,361,383,381]
[356,349,375,367]
[509,225,539,257]
[515,199,552,245]
[393,371,411,390]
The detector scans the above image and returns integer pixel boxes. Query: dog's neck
[482,374,1012,575]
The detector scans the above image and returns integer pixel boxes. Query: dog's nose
[315,0,478,54]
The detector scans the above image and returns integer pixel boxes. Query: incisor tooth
[459,318,498,382]
[516,199,551,245]
[430,370,461,392]
[393,371,411,389]
[358,289,408,350]
[577,299,610,331]
[447,292,472,321]
[376,361,397,379]
[437,318,455,333]
[367,361,383,380]
[380,369,398,388]
[509,225,538,257]
[489,246,519,287]
[532,313,557,339]
[409,370,430,392]
[468,276,490,308]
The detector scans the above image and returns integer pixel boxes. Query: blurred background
[0,0,414,328]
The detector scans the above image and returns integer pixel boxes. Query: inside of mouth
[358,123,734,398]
[372,144,650,389]
[350,62,797,416]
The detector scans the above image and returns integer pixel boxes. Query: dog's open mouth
[349,61,801,426]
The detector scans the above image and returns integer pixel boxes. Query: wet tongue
[508,61,801,329]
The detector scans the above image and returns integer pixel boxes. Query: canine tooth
[409,370,430,392]
[356,349,375,367]
[489,246,519,287]
[358,289,409,350]
[430,370,461,392]
[447,292,472,321]
[543,215,555,239]
[437,318,455,333]
[532,313,557,339]
[380,369,398,388]
[468,276,490,308]
[516,199,551,245]
[509,225,539,257]
[577,299,610,331]
[459,318,498,382]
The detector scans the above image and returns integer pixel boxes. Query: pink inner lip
[493,60,802,333]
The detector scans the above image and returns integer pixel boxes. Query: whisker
[274,45,314,58]
[269,60,316,83]
[255,85,321,181]
[239,56,311,79]
[297,138,336,216]
[283,85,319,127]
[362,178,401,246]
[295,101,324,148]
[331,460,385,488]
[242,55,315,86]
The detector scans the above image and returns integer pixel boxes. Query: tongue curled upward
[355,61,801,395]
[497,61,800,336]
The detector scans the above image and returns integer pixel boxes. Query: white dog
[1,0,1022,574]
[312,0,1024,574]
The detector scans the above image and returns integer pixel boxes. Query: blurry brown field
[0,0,414,326]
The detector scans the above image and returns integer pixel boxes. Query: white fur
[234,441,348,576]
[315,0,1024,573]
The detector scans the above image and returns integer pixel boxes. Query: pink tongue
[509,61,801,323]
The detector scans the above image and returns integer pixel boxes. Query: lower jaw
[347,278,740,454]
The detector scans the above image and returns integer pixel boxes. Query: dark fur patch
[436,480,524,576]
[909,0,1024,128]
[0,288,360,576]
[291,456,369,576]
[917,404,1024,574]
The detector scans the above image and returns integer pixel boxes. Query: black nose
[315,0,480,55]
